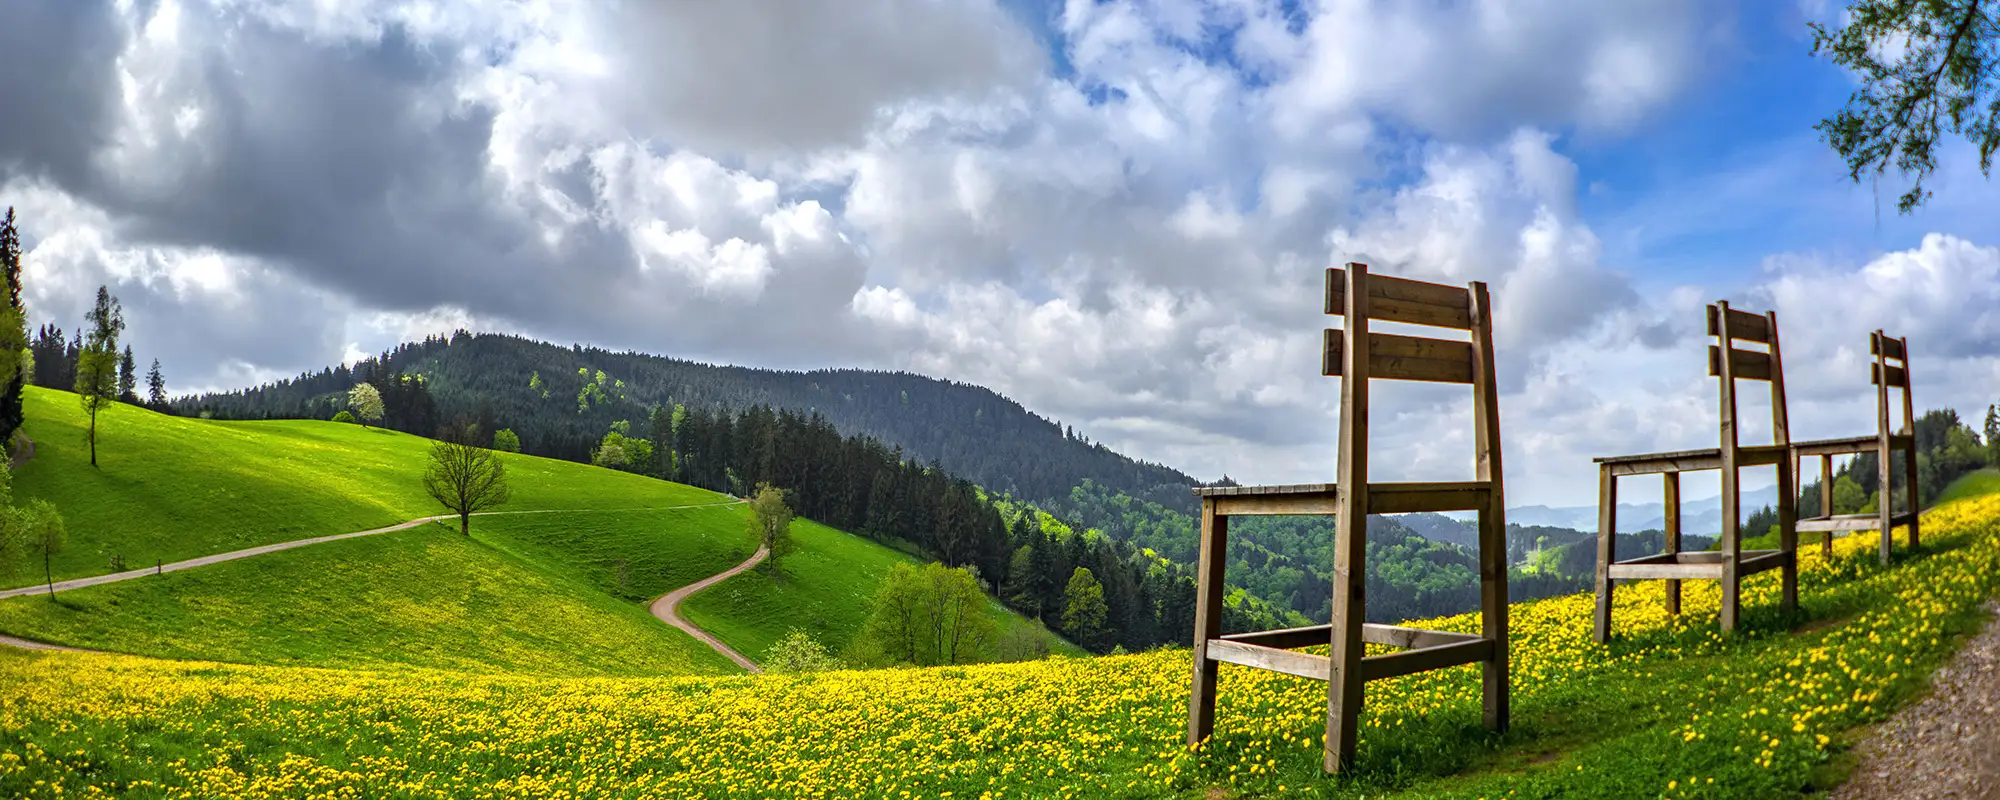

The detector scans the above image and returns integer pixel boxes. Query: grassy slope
[0,515,736,676]
[5,475,1997,799]
[470,505,759,604]
[8,386,729,586]
[682,517,1084,664]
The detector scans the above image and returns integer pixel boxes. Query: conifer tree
[74,287,124,467]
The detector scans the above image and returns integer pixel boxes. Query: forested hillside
[167,332,1200,511]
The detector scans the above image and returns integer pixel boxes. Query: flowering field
[4,488,1997,799]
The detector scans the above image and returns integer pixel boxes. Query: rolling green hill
[1,386,1070,672]
[0,513,738,676]
[8,386,729,586]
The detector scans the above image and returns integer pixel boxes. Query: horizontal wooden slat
[1609,562,1724,580]
[1368,484,1489,514]
[1790,436,1878,457]
[1324,334,1475,383]
[1871,335,1906,361]
[1370,331,1475,363]
[1796,512,1920,533]
[1739,550,1791,576]
[1325,267,1473,329]
[1362,624,1482,650]
[1359,638,1494,682]
[1707,305,1772,343]
[1871,363,1909,388]
[1206,639,1329,681]
[1213,493,1339,517]
[1708,345,1773,381]
[1194,483,1336,498]
[1220,623,1481,652]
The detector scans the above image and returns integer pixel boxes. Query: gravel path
[1833,598,2000,800]
[650,545,768,674]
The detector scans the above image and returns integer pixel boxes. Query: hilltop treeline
[169,331,1200,512]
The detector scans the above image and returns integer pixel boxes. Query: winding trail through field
[650,545,768,673]
[0,502,744,601]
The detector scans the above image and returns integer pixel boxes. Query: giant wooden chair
[1186,263,1509,774]
[1592,302,1798,643]
[1792,331,1919,565]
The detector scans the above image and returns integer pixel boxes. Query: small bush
[332,410,356,424]
[765,629,843,673]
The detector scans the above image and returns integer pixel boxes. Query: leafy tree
[748,482,795,570]
[422,423,509,536]
[348,382,384,428]
[332,410,356,424]
[1986,403,2000,464]
[764,628,843,673]
[492,428,521,452]
[74,287,124,467]
[0,208,27,444]
[1811,0,2000,212]
[854,562,996,667]
[1833,474,1869,515]
[145,358,167,407]
[1061,566,1109,651]
[117,345,138,403]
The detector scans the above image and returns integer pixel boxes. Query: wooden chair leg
[1819,454,1834,558]
[1479,494,1509,732]
[1778,459,1798,614]
[1186,505,1227,745]
[1662,472,1681,616]
[1904,443,1921,550]
[1877,444,1894,566]
[1324,504,1367,773]
[1593,467,1617,644]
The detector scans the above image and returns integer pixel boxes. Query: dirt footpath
[1833,599,2000,800]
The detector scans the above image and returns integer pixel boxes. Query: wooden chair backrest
[1870,331,1914,437]
[1706,301,1790,451]
[1322,263,1502,491]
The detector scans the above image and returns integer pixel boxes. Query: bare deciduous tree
[423,423,509,536]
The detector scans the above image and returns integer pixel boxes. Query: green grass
[681,517,1083,663]
[8,386,731,586]
[0,515,736,676]
[6,475,2000,798]
[1933,467,2000,506]
[471,505,758,602]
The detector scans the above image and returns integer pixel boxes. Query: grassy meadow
[7,386,730,586]
[0,512,738,676]
[680,516,1083,663]
[4,467,1997,798]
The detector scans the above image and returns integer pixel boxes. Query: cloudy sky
[3,0,1998,508]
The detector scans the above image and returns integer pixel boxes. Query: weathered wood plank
[1359,638,1495,682]
[1871,335,1906,360]
[1326,266,1473,329]
[1594,467,1616,643]
[1663,471,1682,615]
[1187,500,1229,744]
[1193,483,1336,497]
[1219,623,1481,651]
[1367,483,1488,514]
[1708,345,1773,381]
[1609,562,1725,580]
[1325,262,1372,774]
[1707,304,1772,343]
[1325,333,1476,383]
[1213,493,1340,517]
[1207,639,1330,681]
[1871,363,1909,388]
[1468,278,1509,732]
